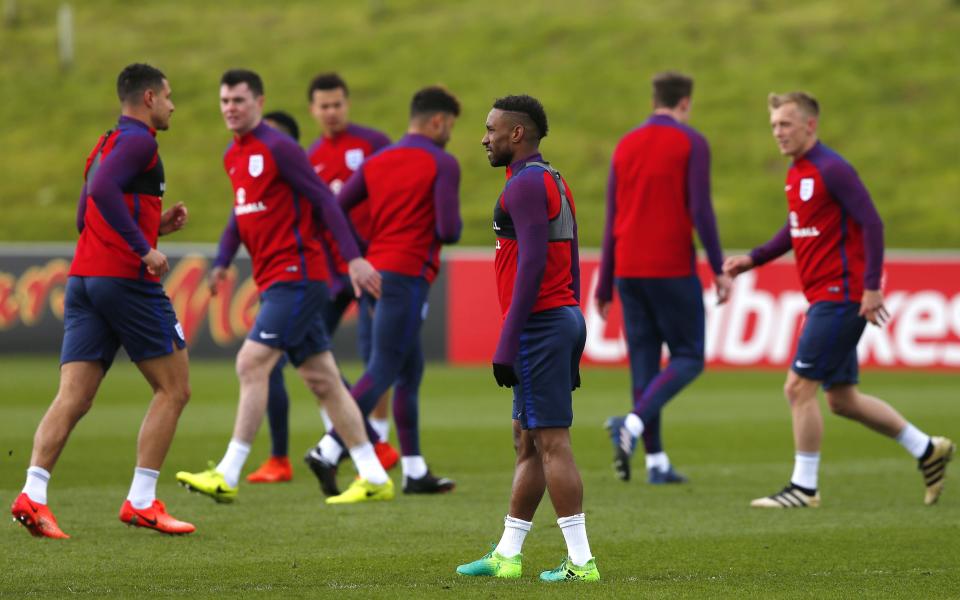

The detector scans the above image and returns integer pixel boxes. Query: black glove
[572,369,581,391]
[493,362,519,388]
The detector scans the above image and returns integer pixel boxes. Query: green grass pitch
[1,357,958,597]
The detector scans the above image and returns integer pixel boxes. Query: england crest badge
[799,178,814,201]
[345,148,364,171]
[248,154,264,177]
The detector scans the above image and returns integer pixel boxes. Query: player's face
[148,79,175,131]
[220,83,263,136]
[770,103,816,158]
[482,109,514,167]
[310,88,349,135]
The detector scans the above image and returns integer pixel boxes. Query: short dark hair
[307,72,349,102]
[652,71,693,108]
[263,111,300,141]
[410,86,460,119]
[220,69,264,97]
[492,94,549,140]
[116,63,166,104]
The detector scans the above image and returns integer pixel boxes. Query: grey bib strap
[525,161,575,241]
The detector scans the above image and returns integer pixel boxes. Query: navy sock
[266,362,290,457]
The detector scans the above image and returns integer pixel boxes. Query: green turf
[1,1,959,248]
[1,357,958,597]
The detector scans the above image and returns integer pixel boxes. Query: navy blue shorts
[249,280,331,367]
[792,301,866,389]
[60,276,186,370]
[513,306,586,430]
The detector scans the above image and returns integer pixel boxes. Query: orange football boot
[375,441,400,470]
[246,456,293,483]
[11,493,70,539]
[119,499,195,535]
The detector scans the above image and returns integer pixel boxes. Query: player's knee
[235,353,268,384]
[825,391,855,417]
[533,431,571,461]
[301,369,337,400]
[56,392,95,419]
[172,380,191,407]
[783,378,812,405]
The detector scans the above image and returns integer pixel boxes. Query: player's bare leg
[120,346,195,534]
[135,347,191,469]
[12,361,104,538]
[232,340,283,443]
[784,371,823,454]
[751,371,823,508]
[532,428,583,517]
[827,383,954,504]
[298,351,371,448]
[508,421,546,521]
[177,339,281,502]
[298,351,392,503]
[29,361,105,470]
[825,384,905,437]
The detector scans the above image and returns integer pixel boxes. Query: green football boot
[456,546,522,579]
[539,556,600,582]
[176,462,238,503]
[325,477,395,505]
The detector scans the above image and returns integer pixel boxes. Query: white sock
[401,455,428,479]
[494,515,532,558]
[790,451,820,491]
[320,408,333,432]
[22,466,50,505]
[645,452,670,471]
[318,434,344,464]
[370,417,390,443]
[349,442,389,485]
[624,413,644,437]
[216,438,251,488]
[897,423,931,459]
[557,513,593,566]
[127,467,159,509]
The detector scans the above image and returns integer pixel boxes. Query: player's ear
[511,123,524,143]
[143,87,156,109]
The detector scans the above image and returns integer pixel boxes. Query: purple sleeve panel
[86,133,155,256]
[214,212,241,268]
[76,183,87,233]
[595,163,617,302]
[749,223,792,266]
[685,131,724,274]
[820,161,885,290]
[493,174,550,365]
[271,137,360,263]
[337,164,368,212]
[362,127,392,153]
[432,153,462,244]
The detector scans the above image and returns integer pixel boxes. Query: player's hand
[159,202,188,236]
[723,255,754,278]
[207,266,228,296]
[348,258,382,299]
[596,299,611,321]
[714,273,733,305]
[493,362,519,388]
[859,289,890,326]
[572,369,581,391]
[141,248,169,277]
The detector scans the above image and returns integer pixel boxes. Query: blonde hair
[768,92,819,117]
